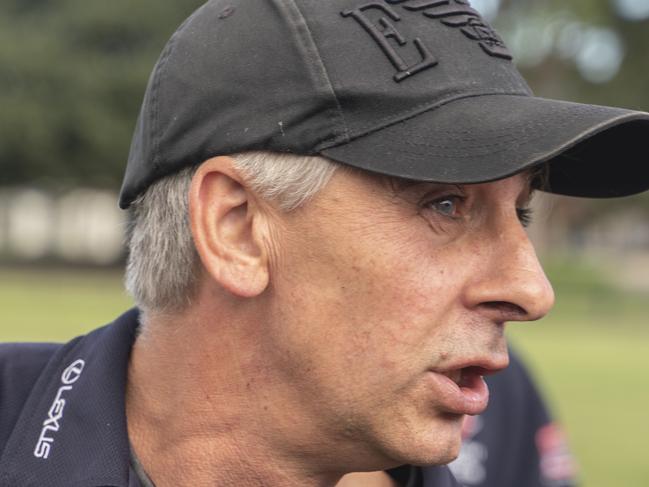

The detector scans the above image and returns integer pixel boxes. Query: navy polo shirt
[0,309,461,487]
[0,309,138,486]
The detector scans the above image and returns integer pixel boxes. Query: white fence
[1,188,648,284]
[0,188,126,265]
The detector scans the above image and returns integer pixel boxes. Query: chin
[388,430,462,467]
[399,417,464,466]
[412,441,461,467]
[435,441,462,465]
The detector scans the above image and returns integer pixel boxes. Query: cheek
[269,212,478,384]
[348,239,461,320]
[324,239,468,371]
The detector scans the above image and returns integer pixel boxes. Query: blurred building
[1,0,648,279]
[0,188,125,266]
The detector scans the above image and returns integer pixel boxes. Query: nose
[464,224,555,323]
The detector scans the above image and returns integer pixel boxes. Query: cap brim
[321,94,649,198]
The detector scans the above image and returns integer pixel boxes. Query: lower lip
[425,370,489,416]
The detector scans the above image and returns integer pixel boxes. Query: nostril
[483,301,527,320]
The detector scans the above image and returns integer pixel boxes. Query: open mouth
[440,366,490,388]
[428,365,500,416]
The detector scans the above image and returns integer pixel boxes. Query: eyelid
[417,185,466,206]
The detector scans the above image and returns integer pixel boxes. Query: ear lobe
[189,157,269,298]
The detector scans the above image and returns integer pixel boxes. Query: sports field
[1,262,647,486]
[507,259,649,487]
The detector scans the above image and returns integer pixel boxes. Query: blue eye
[432,199,455,215]
[427,196,462,217]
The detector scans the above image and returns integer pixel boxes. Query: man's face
[260,168,554,469]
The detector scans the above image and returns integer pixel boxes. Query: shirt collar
[0,309,140,487]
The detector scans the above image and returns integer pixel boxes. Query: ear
[189,156,269,297]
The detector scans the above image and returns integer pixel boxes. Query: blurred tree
[1,0,648,211]
[492,0,649,213]
[0,0,204,190]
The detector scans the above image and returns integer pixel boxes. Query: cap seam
[286,0,351,147]
[318,90,530,151]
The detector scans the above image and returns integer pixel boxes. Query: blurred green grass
[1,261,648,486]
[0,267,132,341]
[508,258,649,487]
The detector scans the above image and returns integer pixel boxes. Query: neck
[125,304,397,487]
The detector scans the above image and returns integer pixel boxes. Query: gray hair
[124,152,338,315]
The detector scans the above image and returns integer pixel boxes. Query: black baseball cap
[119,0,649,209]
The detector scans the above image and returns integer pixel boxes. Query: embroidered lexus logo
[342,0,512,82]
[33,359,86,459]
